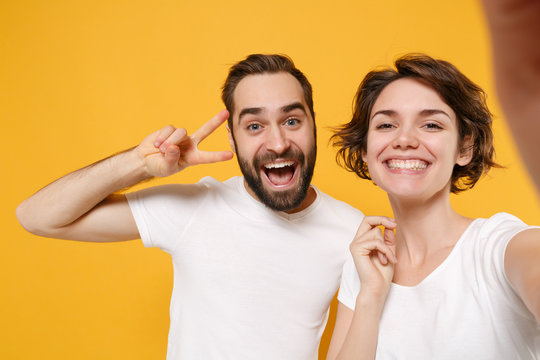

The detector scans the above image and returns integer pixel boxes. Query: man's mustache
[253,148,305,168]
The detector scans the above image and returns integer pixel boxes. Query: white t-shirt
[338,212,540,359]
[127,176,363,360]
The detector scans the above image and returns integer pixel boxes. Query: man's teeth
[387,159,428,170]
[264,161,295,169]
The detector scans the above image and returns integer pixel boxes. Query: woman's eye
[424,123,443,130]
[376,123,394,130]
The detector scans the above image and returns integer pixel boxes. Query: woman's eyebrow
[370,109,396,120]
[419,109,451,119]
[370,109,451,120]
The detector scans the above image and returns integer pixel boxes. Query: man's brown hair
[222,54,315,136]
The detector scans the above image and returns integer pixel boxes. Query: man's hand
[16,110,235,241]
[136,110,234,177]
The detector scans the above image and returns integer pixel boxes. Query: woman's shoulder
[471,212,528,236]
[456,212,531,254]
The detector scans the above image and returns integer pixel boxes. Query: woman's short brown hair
[332,53,499,193]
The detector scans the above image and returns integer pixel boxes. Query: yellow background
[2,0,539,359]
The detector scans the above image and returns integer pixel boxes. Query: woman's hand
[350,216,397,299]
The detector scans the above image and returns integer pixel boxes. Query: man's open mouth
[262,160,298,187]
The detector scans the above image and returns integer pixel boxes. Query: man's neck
[285,186,317,214]
[242,179,317,214]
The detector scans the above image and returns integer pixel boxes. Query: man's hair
[332,53,499,193]
[222,54,315,134]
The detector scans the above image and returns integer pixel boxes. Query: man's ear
[226,124,236,154]
[457,135,473,166]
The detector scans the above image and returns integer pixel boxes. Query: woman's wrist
[355,288,388,314]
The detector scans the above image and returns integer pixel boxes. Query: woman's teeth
[387,159,428,170]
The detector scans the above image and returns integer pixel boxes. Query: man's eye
[247,123,261,131]
[285,118,299,126]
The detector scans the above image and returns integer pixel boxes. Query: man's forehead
[232,72,307,117]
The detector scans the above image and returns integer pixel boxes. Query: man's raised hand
[136,110,234,177]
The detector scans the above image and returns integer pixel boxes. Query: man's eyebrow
[281,102,307,114]
[238,107,263,123]
[237,102,307,124]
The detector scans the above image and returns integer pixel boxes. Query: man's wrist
[109,147,153,189]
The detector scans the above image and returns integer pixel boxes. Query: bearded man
[16,54,363,360]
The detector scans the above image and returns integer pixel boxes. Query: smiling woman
[327,54,540,360]
[364,78,473,200]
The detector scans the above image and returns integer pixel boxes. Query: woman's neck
[388,191,472,266]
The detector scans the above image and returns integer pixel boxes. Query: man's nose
[265,126,290,154]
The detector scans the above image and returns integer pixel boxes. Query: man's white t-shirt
[338,212,540,359]
[127,176,363,359]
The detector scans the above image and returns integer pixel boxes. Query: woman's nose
[392,127,419,149]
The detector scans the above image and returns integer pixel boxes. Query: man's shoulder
[199,176,243,195]
[313,187,364,220]
[126,176,240,202]
[200,175,239,187]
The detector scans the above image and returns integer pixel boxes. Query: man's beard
[237,146,316,212]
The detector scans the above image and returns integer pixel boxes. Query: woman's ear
[226,124,236,154]
[457,135,474,166]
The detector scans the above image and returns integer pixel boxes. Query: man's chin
[238,154,315,212]
[263,196,305,212]
[248,180,306,212]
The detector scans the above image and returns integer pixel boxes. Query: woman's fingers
[351,228,397,264]
[377,251,389,265]
[352,216,397,264]
[384,227,396,246]
[356,216,396,236]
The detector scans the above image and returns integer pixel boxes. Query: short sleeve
[337,253,361,310]
[126,182,208,253]
[473,213,539,314]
